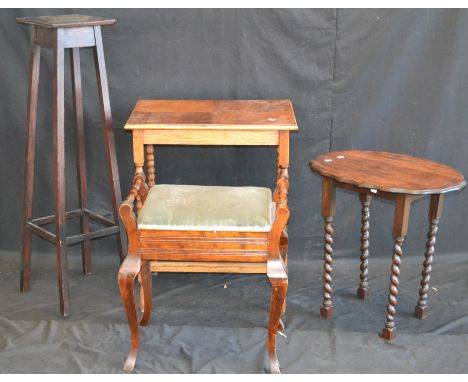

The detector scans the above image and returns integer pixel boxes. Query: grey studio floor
[1,244,468,373]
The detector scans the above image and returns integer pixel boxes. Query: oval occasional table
[309,150,465,340]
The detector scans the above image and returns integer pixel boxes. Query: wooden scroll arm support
[267,176,289,374]
[117,209,140,371]
[269,177,290,268]
[117,175,148,372]
[118,174,149,257]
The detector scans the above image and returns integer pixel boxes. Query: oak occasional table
[309,150,465,340]
[118,99,297,372]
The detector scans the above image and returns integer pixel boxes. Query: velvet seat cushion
[138,184,273,232]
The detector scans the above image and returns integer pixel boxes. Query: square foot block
[320,306,334,320]
[414,305,428,320]
[380,327,395,341]
[357,287,369,300]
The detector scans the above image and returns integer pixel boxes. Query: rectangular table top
[16,14,115,28]
[124,100,298,131]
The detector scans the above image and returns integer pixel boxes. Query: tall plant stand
[17,14,127,317]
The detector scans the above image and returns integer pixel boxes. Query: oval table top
[310,150,466,195]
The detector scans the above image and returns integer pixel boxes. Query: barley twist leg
[320,216,334,319]
[415,218,439,319]
[381,236,404,340]
[357,195,371,299]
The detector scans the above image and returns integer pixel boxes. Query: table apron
[142,129,280,146]
[333,179,426,202]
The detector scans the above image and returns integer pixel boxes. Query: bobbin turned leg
[70,47,92,275]
[53,30,70,317]
[20,30,40,293]
[145,144,155,187]
[415,195,444,320]
[320,178,336,320]
[381,195,412,340]
[357,194,371,300]
[93,26,126,262]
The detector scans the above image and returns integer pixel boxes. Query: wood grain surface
[16,14,115,28]
[310,150,465,194]
[125,99,298,130]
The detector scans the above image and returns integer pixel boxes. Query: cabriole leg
[118,268,140,372]
[279,231,288,330]
[139,261,152,326]
[267,277,288,374]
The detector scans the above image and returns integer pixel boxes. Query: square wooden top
[124,100,298,131]
[16,14,115,29]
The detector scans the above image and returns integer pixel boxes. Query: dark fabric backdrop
[1,8,468,374]
[1,9,467,262]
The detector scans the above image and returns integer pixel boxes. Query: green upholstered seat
[138,184,273,232]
